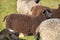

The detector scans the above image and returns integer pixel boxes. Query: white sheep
[35,18,60,40]
[17,0,40,15]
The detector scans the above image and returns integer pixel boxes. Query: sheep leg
[34,32,40,40]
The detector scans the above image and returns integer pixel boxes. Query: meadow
[0,0,60,40]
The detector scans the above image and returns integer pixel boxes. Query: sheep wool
[36,18,60,40]
[17,0,40,15]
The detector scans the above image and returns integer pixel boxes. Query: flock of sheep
[0,0,60,40]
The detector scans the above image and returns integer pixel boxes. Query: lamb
[35,18,60,40]
[32,4,60,18]
[32,5,46,16]
[32,5,52,17]
[3,8,52,36]
[17,0,40,15]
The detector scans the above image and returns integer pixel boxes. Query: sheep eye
[43,10,46,14]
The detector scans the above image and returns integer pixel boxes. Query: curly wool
[36,18,60,40]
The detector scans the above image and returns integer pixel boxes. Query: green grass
[0,0,60,40]
[41,0,60,8]
[0,0,17,31]
[20,36,34,40]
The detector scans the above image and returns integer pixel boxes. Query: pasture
[0,0,60,40]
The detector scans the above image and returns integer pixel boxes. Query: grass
[0,0,17,31]
[20,36,34,40]
[0,0,60,40]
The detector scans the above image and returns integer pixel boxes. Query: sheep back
[36,18,60,40]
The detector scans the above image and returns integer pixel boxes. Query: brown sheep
[32,5,52,16]
[32,5,60,18]
[3,8,52,36]
[52,4,60,18]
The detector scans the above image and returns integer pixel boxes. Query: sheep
[0,28,20,40]
[51,4,60,18]
[17,0,40,15]
[3,8,52,36]
[35,18,60,40]
[32,4,60,18]
[32,5,52,17]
